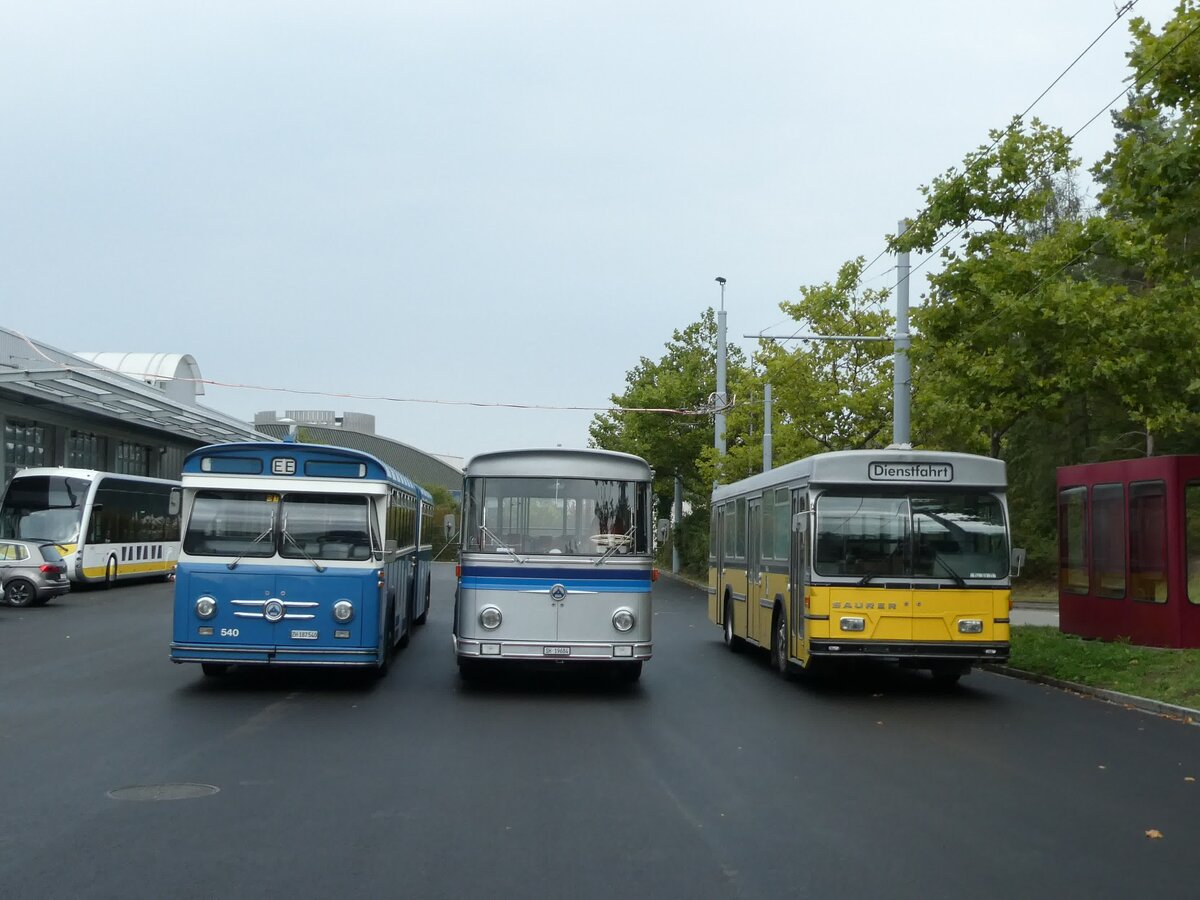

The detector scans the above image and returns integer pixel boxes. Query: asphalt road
[1,565,1197,899]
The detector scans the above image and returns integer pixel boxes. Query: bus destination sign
[868,461,953,482]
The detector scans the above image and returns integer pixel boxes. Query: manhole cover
[107,783,220,801]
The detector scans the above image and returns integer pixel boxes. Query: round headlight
[479,606,502,630]
[332,600,354,623]
[195,596,217,620]
[612,609,635,633]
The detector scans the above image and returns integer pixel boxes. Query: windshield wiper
[282,529,326,573]
[594,527,635,566]
[479,524,524,564]
[227,521,275,570]
[931,554,966,587]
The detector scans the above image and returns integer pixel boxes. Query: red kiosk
[1058,455,1200,648]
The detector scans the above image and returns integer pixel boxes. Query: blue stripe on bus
[460,577,651,592]
[460,566,647,580]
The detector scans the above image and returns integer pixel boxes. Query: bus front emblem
[263,599,286,622]
[549,584,567,601]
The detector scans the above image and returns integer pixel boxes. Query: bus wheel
[616,660,642,684]
[458,658,483,684]
[201,663,229,678]
[415,581,429,626]
[398,594,413,649]
[722,596,741,652]
[931,664,966,686]
[771,607,792,679]
[4,578,36,607]
[103,556,118,589]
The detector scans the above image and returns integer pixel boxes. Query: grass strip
[1010,625,1200,711]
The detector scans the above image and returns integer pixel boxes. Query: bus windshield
[814,491,1009,581]
[0,475,90,543]
[464,476,650,557]
[183,490,374,561]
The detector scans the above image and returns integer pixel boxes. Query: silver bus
[454,448,655,683]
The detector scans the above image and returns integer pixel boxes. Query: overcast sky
[0,0,1180,464]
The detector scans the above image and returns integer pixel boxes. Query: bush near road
[1010,626,1200,712]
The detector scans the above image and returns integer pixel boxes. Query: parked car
[0,540,70,607]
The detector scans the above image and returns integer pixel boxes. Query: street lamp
[714,277,727,457]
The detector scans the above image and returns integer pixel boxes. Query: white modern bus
[0,468,181,584]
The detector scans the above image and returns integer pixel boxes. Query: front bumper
[454,635,652,662]
[170,643,380,667]
[808,640,1009,663]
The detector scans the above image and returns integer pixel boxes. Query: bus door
[789,491,808,656]
[715,504,727,624]
[746,497,762,640]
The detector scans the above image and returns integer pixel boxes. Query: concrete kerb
[662,572,1200,727]
[984,664,1200,727]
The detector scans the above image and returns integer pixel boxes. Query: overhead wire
[856,0,1141,282]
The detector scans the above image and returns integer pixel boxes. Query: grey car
[0,540,70,607]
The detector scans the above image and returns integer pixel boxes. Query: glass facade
[67,430,107,469]
[4,419,50,487]
[115,441,150,476]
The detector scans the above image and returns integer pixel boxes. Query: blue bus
[170,441,433,677]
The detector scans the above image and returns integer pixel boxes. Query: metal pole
[715,277,727,456]
[672,472,682,574]
[893,219,911,447]
[762,383,772,472]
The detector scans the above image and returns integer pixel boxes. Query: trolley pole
[763,383,773,472]
[893,219,911,448]
[672,472,683,574]
[715,277,727,457]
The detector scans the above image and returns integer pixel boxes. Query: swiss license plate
[290,629,319,640]
[542,646,571,656]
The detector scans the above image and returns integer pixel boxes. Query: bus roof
[712,448,1006,503]
[5,467,180,487]
[182,442,432,501]
[464,447,652,481]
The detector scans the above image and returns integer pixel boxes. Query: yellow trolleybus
[709,449,1013,683]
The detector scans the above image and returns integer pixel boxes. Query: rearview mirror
[168,489,181,517]
[656,518,670,542]
[1010,547,1026,578]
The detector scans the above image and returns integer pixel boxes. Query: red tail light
[651,568,659,582]
[455,564,461,578]
[39,564,62,574]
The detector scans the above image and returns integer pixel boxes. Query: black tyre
[103,556,118,590]
[722,595,741,652]
[398,594,413,649]
[771,606,791,678]
[201,663,229,678]
[931,664,966,686]
[616,660,643,683]
[458,657,483,683]
[4,578,36,608]
[415,581,429,626]
[376,600,395,677]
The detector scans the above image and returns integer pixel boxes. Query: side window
[723,502,736,558]
[1058,486,1088,594]
[1187,482,1200,605]
[709,506,717,562]
[774,488,790,560]
[1090,483,1125,599]
[729,496,739,561]
[1130,480,1167,603]
[761,497,774,562]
